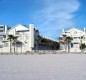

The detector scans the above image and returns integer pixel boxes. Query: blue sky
[0,0,86,39]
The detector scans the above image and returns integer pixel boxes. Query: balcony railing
[0,32,6,35]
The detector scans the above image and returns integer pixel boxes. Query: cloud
[33,0,80,39]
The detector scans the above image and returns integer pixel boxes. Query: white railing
[33,50,61,53]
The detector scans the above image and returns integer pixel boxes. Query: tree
[80,35,84,52]
[52,41,59,50]
[35,35,42,51]
[80,36,84,52]
[12,36,18,53]
[7,35,14,53]
[41,38,50,50]
[7,35,18,53]
[65,36,73,52]
[80,43,86,50]
[59,34,67,51]
[62,35,67,51]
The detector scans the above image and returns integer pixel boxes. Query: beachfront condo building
[60,28,86,52]
[0,24,59,53]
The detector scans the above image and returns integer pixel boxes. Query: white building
[0,24,59,53]
[60,28,86,52]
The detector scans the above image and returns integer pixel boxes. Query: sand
[0,54,86,80]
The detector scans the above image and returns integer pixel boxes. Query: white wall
[29,24,34,51]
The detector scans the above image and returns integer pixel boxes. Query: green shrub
[80,43,86,50]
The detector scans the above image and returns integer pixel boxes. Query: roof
[66,28,84,33]
[8,24,28,32]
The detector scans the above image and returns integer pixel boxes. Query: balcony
[72,39,80,43]
[0,32,6,36]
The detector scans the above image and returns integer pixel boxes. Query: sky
[0,0,86,40]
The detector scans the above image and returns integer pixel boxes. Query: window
[4,43,8,47]
[0,30,4,32]
[74,43,79,48]
[0,26,5,32]
[71,43,73,48]
[74,31,77,34]
[16,31,19,35]
[83,37,85,40]
[0,45,3,48]
[0,36,3,41]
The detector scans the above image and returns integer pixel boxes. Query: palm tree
[65,36,73,52]
[80,43,86,50]
[7,35,14,53]
[59,37,62,50]
[62,35,67,51]
[35,35,42,51]
[59,34,67,51]
[12,36,18,53]
[80,36,84,52]
[7,35,18,53]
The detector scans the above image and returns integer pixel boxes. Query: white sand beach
[0,54,86,80]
